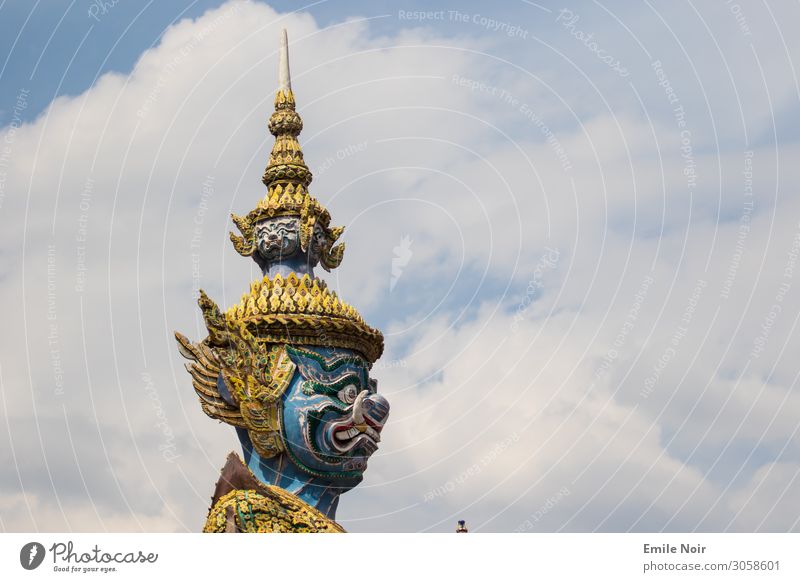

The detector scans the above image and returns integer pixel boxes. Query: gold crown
[201,273,383,363]
[228,85,345,271]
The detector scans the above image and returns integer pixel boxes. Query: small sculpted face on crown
[281,345,390,488]
[255,216,302,264]
[307,222,329,265]
[253,216,343,273]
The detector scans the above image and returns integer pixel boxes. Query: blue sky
[1,0,800,533]
[0,0,545,126]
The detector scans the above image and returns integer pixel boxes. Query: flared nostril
[364,393,390,429]
[369,393,390,407]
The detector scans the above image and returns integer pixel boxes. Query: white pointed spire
[278,28,291,92]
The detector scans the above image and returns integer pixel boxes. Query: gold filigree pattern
[204,488,345,533]
[219,272,384,363]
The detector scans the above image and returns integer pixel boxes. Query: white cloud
[1,0,799,532]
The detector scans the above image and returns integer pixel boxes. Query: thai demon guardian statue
[175,30,389,533]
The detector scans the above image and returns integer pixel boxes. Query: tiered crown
[229,29,344,271]
[200,273,383,363]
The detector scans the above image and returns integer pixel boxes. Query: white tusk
[352,391,366,426]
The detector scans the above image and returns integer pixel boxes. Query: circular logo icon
[20,542,46,570]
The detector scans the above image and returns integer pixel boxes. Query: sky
[1,0,799,533]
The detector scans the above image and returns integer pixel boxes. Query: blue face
[280,346,390,489]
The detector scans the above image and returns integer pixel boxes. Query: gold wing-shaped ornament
[175,290,297,459]
[174,332,245,428]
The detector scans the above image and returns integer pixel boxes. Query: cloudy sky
[1,0,799,533]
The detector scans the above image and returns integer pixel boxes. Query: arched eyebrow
[300,367,365,388]
[286,346,368,371]
[302,373,364,397]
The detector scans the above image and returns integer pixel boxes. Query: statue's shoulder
[202,452,345,533]
[204,488,345,533]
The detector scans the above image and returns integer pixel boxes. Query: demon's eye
[337,384,358,404]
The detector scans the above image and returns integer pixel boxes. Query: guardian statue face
[281,346,390,488]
